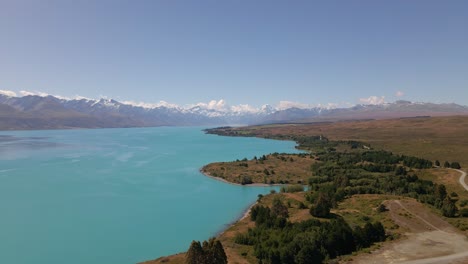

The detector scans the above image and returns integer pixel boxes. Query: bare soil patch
[345,199,468,264]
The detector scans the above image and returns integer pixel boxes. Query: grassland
[209,116,468,167]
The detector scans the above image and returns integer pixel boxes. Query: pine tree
[435,184,447,201]
[310,192,331,218]
[441,198,458,217]
[272,197,289,218]
[185,241,203,264]
[450,162,461,169]
[186,238,227,264]
[210,239,227,264]
[372,221,386,241]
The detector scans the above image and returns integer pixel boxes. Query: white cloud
[193,99,229,112]
[74,95,93,101]
[19,90,50,97]
[359,96,386,105]
[0,90,17,97]
[317,102,339,109]
[19,90,72,99]
[231,104,258,113]
[121,99,260,114]
[19,90,37,96]
[156,100,180,108]
[277,101,312,110]
[53,94,71,100]
[122,100,180,109]
[395,91,404,97]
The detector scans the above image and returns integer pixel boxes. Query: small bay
[0,127,300,264]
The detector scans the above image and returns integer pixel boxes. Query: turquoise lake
[0,127,301,264]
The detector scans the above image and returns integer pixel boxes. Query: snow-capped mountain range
[0,93,467,130]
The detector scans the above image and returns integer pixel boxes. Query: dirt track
[347,199,468,264]
[453,168,468,191]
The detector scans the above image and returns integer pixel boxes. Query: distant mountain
[304,100,468,122]
[0,94,467,130]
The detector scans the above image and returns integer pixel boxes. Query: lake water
[0,127,300,264]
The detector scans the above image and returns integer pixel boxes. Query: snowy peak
[0,93,467,130]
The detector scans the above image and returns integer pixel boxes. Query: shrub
[281,184,305,193]
[377,204,388,213]
[460,208,468,217]
[450,162,461,169]
[240,175,252,185]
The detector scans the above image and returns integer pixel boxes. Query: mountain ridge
[0,94,467,130]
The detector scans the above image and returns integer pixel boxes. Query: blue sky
[0,0,467,108]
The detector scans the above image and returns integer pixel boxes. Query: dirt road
[348,199,468,264]
[453,168,468,191]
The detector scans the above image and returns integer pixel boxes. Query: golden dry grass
[335,194,406,234]
[229,116,468,168]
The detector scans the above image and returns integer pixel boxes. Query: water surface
[0,127,300,264]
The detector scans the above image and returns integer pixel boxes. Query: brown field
[224,116,468,168]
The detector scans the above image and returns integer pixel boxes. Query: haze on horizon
[0,0,467,108]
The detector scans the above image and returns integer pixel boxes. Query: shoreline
[215,200,258,237]
[200,168,276,236]
[149,171,268,262]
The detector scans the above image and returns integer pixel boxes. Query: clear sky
[1,0,467,108]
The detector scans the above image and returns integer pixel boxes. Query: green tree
[444,161,450,168]
[377,203,388,213]
[395,166,407,176]
[363,222,385,243]
[294,242,324,264]
[459,208,468,217]
[450,162,461,169]
[186,238,227,264]
[240,175,252,185]
[441,198,458,217]
[310,192,331,218]
[435,184,447,201]
[186,241,203,264]
[372,221,386,241]
[272,197,289,218]
[203,238,227,264]
[353,226,369,248]
[435,160,440,167]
